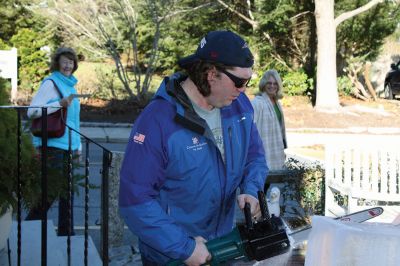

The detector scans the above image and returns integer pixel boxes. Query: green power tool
[167,190,290,265]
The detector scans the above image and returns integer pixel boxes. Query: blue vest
[32,71,81,151]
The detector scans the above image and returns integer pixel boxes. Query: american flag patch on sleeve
[133,132,146,144]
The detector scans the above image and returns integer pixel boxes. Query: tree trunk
[305,0,317,105]
[364,62,377,101]
[314,0,340,111]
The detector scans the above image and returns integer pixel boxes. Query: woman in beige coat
[252,69,287,170]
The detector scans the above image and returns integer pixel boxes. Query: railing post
[108,152,125,248]
[101,151,112,265]
[84,140,90,266]
[17,109,22,266]
[67,128,72,266]
[41,107,48,266]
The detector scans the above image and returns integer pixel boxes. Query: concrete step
[57,235,102,266]
[3,220,101,266]
[5,220,64,266]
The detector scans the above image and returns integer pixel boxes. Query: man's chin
[221,99,234,107]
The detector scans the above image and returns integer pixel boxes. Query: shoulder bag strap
[48,79,64,98]
[48,79,67,122]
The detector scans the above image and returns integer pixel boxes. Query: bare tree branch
[215,0,258,29]
[290,11,311,20]
[261,32,292,70]
[246,0,255,20]
[335,0,384,27]
[161,3,213,22]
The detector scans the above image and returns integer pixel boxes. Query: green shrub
[337,75,353,96]
[10,28,49,95]
[282,71,311,96]
[0,78,41,214]
[248,69,313,97]
[0,39,9,49]
[286,158,325,217]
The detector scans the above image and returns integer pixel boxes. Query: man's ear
[207,67,218,84]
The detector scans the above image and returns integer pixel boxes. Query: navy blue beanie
[178,30,254,68]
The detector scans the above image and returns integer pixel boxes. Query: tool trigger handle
[244,202,254,230]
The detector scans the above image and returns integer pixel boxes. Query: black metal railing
[0,105,112,266]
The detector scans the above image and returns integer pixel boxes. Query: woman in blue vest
[27,47,81,236]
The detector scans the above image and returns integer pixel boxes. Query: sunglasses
[218,68,251,88]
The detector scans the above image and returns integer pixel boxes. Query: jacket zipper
[215,126,234,236]
[215,146,224,236]
[229,127,234,171]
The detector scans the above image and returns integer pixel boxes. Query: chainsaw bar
[288,207,384,247]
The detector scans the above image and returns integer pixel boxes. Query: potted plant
[0,78,42,249]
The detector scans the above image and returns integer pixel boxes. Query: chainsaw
[167,191,383,265]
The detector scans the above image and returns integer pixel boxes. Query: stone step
[3,220,101,266]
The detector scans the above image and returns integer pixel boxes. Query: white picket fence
[325,142,400,220]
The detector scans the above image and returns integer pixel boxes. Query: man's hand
[237,194,261,219]
[184,236,211,266]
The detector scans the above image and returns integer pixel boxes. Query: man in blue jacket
[119,30,268,266]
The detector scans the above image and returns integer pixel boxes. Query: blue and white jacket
[119,73,268,264]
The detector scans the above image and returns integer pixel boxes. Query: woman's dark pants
[25,147,75,236]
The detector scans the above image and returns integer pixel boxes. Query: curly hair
[185,61,233,97]
[49,47,79,73]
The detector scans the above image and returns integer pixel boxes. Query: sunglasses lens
[220,68,250,88]
[235,77,251,88]
[236,80,246,88]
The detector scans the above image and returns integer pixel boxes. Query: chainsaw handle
[244,202,253,230]
[257,190,270,220]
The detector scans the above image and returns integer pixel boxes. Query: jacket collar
[155,73,207,135]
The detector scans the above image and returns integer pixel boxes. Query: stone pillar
[108,151,125,248]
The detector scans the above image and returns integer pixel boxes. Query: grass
[74,61,114,96]
[288,146,325,160]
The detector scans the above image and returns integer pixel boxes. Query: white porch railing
[325,142,400,220]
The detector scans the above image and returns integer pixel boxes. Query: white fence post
[0,48,18,102]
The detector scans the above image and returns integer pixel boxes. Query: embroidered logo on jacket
[187,136,207,151]
[133,132,146,144]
